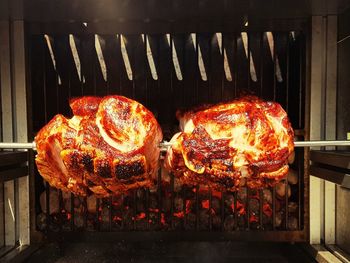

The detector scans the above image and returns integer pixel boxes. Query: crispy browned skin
[165,96,294,190]
[35,96,162,197]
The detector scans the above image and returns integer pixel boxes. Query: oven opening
[30,31,306,240]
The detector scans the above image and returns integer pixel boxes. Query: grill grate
[29,30,307,241]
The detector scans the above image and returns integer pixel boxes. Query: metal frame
[310,150,350,190]
[0,18,30,261]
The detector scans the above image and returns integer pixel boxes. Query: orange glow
[67,213,71,220]
[173,211,184,218]
[202,200,210,209]
[230,201,245,214]
[212,191,222,199]
[263,203,272,217]
[249,214,258,223]
[136,212,146,220]
[112,215,122,221]
[185,200,191,214]
[161,213,166,225]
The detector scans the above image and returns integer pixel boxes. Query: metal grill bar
[259,189,263,229]
[246,188,250,230]
[2,140,350,150]
[170,172,174,229]
[108,196,112,231]
[285,181,289,230]
[234,191,238,230]
[70,193,74,230]
[209,190,212,231]
[272,186,276,230]
[195,185,199,230]
[45,184,50,232]
[221,192,225,230]
[96,197,100,231]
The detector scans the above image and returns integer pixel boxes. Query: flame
[185,200,191,214]
[136,212,146,220]
[173,211,184,218]
[263,203,272,217]
[67,212,71,220]
[113,215,122,221]
[232,201,246,215]
[202,200,210,209]
[212,191,222,199]
[249,214,259,223]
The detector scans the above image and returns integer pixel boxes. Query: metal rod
[1,140,350,150]
[0,142,36,150]
[159,140,350,148]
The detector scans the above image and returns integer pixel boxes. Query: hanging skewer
[0,140,350,151]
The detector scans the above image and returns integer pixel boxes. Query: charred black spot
[217,176,234,188]
[115,161,145,180]
[70,151,80,169]
[81,154,93,173]
[97,162,112,178]
[86,180,95,187]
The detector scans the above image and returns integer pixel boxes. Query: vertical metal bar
[247,31,250,91]
[272,186,276,229]
[285,181,289,229]
[83,196,87,229]
[170,172,175,229]
[195,185,199,230]
[120,194,125,230]
[58,190,63,231]
[259,189,263,229]
[183,187,187,229]
[221,33,225,100]
[0,183,4,247]
[96,198,100,231]
[70,193,74,231]
[209,190,212,231]
[221,191,225,230]
[299,33,304,130]
[246,188,250,230]
[195,33,199,104]
[234,191,238,229]
[146,189,150,230]
[109,196,112,231]
[133,190,137,230]
[298,149,302,230]
[14,179,19,243]
[157,161,162,227]
[45,185,50,232]
[259,32,264,97]
[273,32,277,101]
[286,32,290,113]
[234,33,238,97]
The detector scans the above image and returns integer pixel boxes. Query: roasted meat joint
[35,96,163,197]
[165,96,294,190]
[35,95,294,197]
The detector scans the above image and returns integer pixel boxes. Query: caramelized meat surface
[165,96,294,190]
[35,96,162,197]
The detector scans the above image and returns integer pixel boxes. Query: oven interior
[1,0,350,262]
